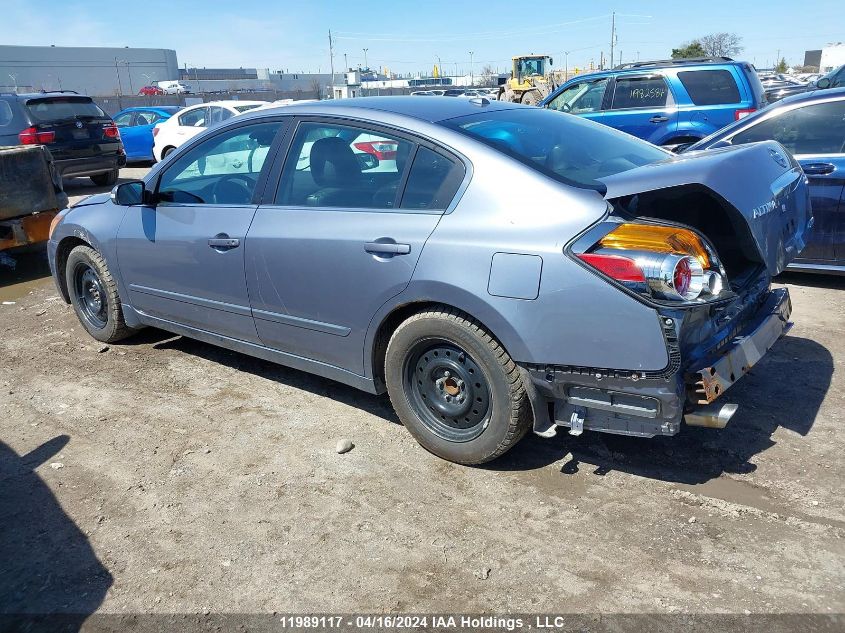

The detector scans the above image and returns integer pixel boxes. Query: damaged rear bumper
[521,287,792,438]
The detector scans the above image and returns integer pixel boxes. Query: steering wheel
[211,174,253,205]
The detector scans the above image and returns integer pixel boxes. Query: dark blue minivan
[540,57,767,148]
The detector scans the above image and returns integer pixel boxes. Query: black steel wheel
[73,263,108,330]
[385,306,532,465]
[404,340,491,442]
[65,245,133,343]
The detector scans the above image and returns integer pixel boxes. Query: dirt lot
[1,170,844,621]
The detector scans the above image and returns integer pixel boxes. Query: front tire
[66,245,132,343]
[385,307,532,465]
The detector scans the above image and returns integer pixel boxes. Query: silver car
[48,97,811,464]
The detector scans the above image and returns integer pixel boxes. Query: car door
[245,118,466,375]
[115,111,153,161]
[544,76,609,124]
[115,119,287,341]
[730,99,845,262]
[601,73,678,144]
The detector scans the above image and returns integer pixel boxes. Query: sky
[1,0,842,75]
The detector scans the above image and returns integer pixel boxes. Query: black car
[685,87,845,274]
[0,91,126,186]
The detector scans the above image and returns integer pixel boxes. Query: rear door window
[730,100,845,155]
[113,112,133,127]
[610,76,670,109]
[274,121,415,210]
[24,97,106,121]
[400,147,465,211]
[677,70,741,105]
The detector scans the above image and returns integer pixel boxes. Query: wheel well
[54,236,91,303]
[663,135,701,146]
[370,301,502,393]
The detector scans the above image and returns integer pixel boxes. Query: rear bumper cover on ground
[523,287,792,438]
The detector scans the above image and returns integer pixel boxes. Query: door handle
[649,115,670,123]
[802,162,835,175]
[365,241,411,255]
[208,236,240,249]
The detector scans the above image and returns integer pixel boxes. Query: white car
[152,100,266,161]
[157,80,192,95]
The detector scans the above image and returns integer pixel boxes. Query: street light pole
[363,48,369,70]
[114,58,123,96]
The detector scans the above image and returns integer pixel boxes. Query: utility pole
[328,30,335,98]
[363,48,369,70]
[469,51,474,85]
[344,53,348,71]
[609,12,616,70]
[114,58,123,96]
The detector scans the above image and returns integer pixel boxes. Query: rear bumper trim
[686,287,791,404]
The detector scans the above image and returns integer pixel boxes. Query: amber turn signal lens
[598,223,711,268]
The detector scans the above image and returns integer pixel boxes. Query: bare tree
[698,33,744,58]
[480,64,495,84]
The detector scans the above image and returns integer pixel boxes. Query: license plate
[72,128,90,140]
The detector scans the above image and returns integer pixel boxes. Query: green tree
[775,57,788,73]
[672,41,707,59]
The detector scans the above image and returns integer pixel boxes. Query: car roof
[581,59,747,79]
[247,96,522,123]
[117,105,180,113]
[4,91,91,100]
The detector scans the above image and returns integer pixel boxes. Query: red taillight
[353,140,398,160]
[152,126,159,137]
[103,123,120,139]
[19,127,55,144]
[734,108,756,120]
[577,253,646,283]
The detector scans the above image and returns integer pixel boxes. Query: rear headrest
[310,137,361,187]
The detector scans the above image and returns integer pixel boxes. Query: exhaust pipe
[684,403,738,429]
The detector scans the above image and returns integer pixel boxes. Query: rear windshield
[677,69,741,105]
[25,97,106,122]
[234,104,262,113]
[443,107,669,191]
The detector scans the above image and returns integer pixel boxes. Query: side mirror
[111,180,146,206]
[815,77,831,89]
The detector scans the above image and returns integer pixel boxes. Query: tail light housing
[353,140,398,160]
[103,123,120,139]
[19,127,55,144]
[152,126,160,137]
[734,108,756,120]
[576,223,728,304]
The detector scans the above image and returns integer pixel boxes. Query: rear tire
[90,169,119,187]
[385,306,532,465]
[162,146,176,159]
[65,245,132,343]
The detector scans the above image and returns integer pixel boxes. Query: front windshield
[443,108,669,191]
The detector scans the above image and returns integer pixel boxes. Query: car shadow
[149,334,400,425]
[490,335,833,484]
[115,330,831,485]
[0,435,112,631]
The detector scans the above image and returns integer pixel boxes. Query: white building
[819,43,845,73]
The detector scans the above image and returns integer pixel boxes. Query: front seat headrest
[310,137,362,188]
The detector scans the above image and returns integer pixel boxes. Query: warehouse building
[0,45,179,95]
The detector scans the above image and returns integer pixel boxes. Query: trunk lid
[24,96,121,160]
[598,141,812,276]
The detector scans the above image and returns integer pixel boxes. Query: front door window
[546,78,609,114]
[157,121,283,205]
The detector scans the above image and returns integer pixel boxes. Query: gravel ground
[0,169,843,623]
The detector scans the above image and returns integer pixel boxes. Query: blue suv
[540,57,767,148]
